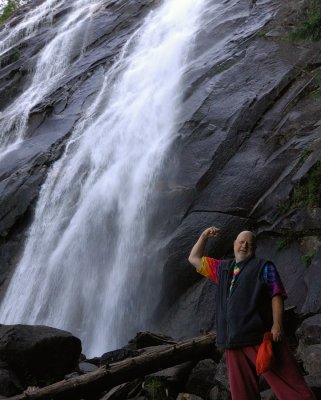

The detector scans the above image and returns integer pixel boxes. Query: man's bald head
[234,231,256,263]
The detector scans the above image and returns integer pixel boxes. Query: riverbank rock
[177,394,203,400]
[297,314,321,347]
[0,324,81,386]
[128,331,177,349]
[184,359,216,398]
[0,360,23,397]
[296,314,321,374]
[300,345,321,376]
[305,375,321,399]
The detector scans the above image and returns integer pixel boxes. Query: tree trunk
[8,332,218,400]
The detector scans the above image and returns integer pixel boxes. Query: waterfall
[0,0,64,61]
[0,0,99,154]
[0,0,208,356]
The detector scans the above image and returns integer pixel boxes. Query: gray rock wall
[0,0,320,342]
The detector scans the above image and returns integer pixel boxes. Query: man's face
[234,231,255,263]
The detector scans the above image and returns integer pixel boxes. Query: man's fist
[202,227,220,239]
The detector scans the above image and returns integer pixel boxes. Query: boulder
[260,389,277,400]
[177,394,204,400]
[297,314,321,346]
[300,345,321,376]
[99,380,143,400]
[208,386,231,400]
[78,362,98,374]
[148,362,195,398]
[0,324,81,386]
[214,354,229,392]
[296,314,321,360]
[0,362,23,397]
[301,251,321,314]
[184,359,216,398]
[304,375,321,399]
[128,331,176,349]
[100,348,140,366]
[64,372,80,380]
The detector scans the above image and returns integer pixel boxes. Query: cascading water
[0,0,99,156]
[0,0,63,58]
[0,0,209,356]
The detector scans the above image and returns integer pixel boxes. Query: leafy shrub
[277,157,321,215]
[291,0,321,41]
[302,251,316,268]
[0,0,21,24]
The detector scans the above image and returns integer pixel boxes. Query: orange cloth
[256,332,274,375]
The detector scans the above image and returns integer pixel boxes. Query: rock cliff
[0,0,320,347]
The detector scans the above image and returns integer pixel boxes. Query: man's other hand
[271,323,283,342]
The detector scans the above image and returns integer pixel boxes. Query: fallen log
[8,332,218,400]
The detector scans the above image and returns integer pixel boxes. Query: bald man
[188,228,315,400]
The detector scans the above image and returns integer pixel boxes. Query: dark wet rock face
[0,0,320,357]
[155,0,321,334]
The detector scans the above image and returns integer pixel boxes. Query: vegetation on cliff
[279,157,321,213]
[0,0,21,24]
[291,0,321,41]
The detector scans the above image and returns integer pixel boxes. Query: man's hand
[271,322,283,342]
[201,227,220,239]
[188,227,220,271]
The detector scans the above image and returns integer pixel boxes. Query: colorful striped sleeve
[198,257,222,284]
[262,262,288,299]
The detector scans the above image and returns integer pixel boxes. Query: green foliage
[313,88,321,99]
[0,0,21,24]
[216,63,230,73]
[302,148,312,161]
[215,58,239,74]
[144,378,164,400]
[291,0,321,41]
[292,158,321,208]
[276,201,290,215]
[9,48,20,63]
[302,251,316,268]
[256,30,266,38]
[276,239,288,251]
[277,157,321,215]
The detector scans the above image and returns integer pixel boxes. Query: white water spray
[0,0,99,152]
[0,0,208,356]
[0,0,63,59]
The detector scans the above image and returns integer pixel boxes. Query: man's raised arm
[188,227,220,271]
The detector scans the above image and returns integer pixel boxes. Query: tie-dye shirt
[198,257,287,298]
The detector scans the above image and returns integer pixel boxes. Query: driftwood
[8,332,218,400]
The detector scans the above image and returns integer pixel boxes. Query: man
[188,227,316,400]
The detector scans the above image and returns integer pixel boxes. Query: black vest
[216,256,273,349]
